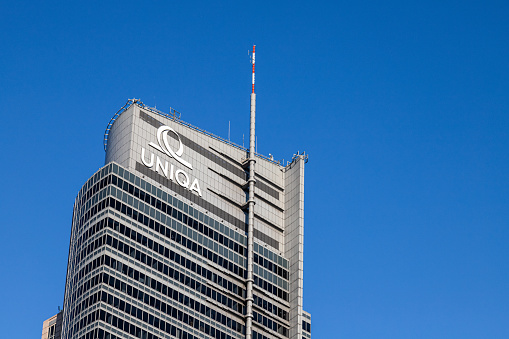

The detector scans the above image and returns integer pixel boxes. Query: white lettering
[155,157,168,177]
[175,169,190,188]
[141,127,204,196]
[189,178,202,197]
[169,164,175,181]
[141,148,154,167]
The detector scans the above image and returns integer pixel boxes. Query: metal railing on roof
[103,98,285,166]
[103,99,135,151]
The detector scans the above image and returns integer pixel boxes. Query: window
[48,325,55,339]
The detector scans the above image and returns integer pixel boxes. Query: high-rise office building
[60,98,311,339]
[59,51,310,339]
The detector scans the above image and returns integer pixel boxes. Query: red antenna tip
[251,45,256,93]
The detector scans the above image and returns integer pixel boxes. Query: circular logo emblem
[150,125,193,169]
[157,126,184,159]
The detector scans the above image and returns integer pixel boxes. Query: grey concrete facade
[60,101,310,339]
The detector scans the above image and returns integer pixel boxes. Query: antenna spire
[246,44,257,339]
[251,45,256,93]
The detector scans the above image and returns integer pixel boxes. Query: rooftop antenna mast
[246,45,256,339]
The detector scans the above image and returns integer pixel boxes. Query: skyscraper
[60,78,311,339]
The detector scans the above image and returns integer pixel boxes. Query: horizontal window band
[76,164,287,268]
[135,161,247,230]
[253,294,289,322]
[70,248,246,320]
[72,213,247,300]
[75,191,287,288]
[70,268,246,335]
[252,310,289,337]
[105,197,247,279]
[135,162,281,251]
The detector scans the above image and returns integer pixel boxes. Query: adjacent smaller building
[41,311,63,339]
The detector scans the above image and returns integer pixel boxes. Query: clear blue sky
[1,1,508,338]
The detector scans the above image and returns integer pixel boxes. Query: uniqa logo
[141,125,202,196]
